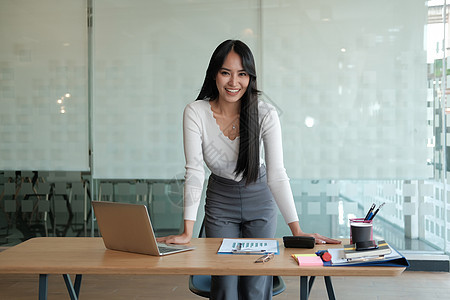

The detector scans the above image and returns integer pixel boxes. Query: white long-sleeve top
[183,99,299,224]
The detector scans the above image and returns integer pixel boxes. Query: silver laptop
[92,201,194,256]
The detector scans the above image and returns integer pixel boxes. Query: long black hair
[196,40,260,184]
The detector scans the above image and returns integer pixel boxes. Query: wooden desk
[0,237,405,300]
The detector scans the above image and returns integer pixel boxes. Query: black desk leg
[62,274,83,300]
[300,276,336,300]
[300,276,309,300]
[74,274,82,296]
[308,276,316,295]
[39,274,48,300]
[324,276,336,300]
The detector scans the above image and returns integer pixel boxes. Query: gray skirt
[204,166,277,239]
[204,166,277,300]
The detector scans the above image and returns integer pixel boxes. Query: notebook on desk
[92,201,194,256]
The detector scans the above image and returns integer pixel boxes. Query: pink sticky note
[293,254,323,266]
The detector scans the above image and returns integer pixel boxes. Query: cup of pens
[350,202,385,244]
[349,218,373,244]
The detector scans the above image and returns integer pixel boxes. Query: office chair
[188,219,286,298]
[189,274,286,298]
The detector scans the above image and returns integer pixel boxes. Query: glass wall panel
[0,0,448,257]
[92,0,259,179]
[0,0,89,171]
[262,0,430,179]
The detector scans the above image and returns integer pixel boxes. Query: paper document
[218,239,279,255]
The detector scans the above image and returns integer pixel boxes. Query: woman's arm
[261,105,299,224]
[157,103,205,244]
[183,103,206,221]
[156,220,195,244]
[261,103,340,244]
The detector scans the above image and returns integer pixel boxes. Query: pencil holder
[349,218,373,244]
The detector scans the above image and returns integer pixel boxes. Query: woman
[157,39,340,300]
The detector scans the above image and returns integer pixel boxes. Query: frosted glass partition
[262,0,431,179]
[92,0,259,179]
[0,0,89,171]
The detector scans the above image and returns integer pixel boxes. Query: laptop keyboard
[158,245,177,254]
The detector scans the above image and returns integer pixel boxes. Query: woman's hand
[288,221,341,244]
[295,232,342,245]
[156,232,192,245]
[156,220,195,245]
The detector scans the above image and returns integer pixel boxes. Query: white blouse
[182,99,299,224]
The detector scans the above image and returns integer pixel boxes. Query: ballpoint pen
[369,202,385,220]
[364,203,376,220]
[347,255,385,263]
[232,249,267,254]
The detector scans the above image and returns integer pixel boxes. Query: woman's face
[215,50,250,104]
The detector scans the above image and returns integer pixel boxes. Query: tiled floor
[0,271,449,299]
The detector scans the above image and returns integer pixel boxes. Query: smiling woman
[156,39,341,300]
